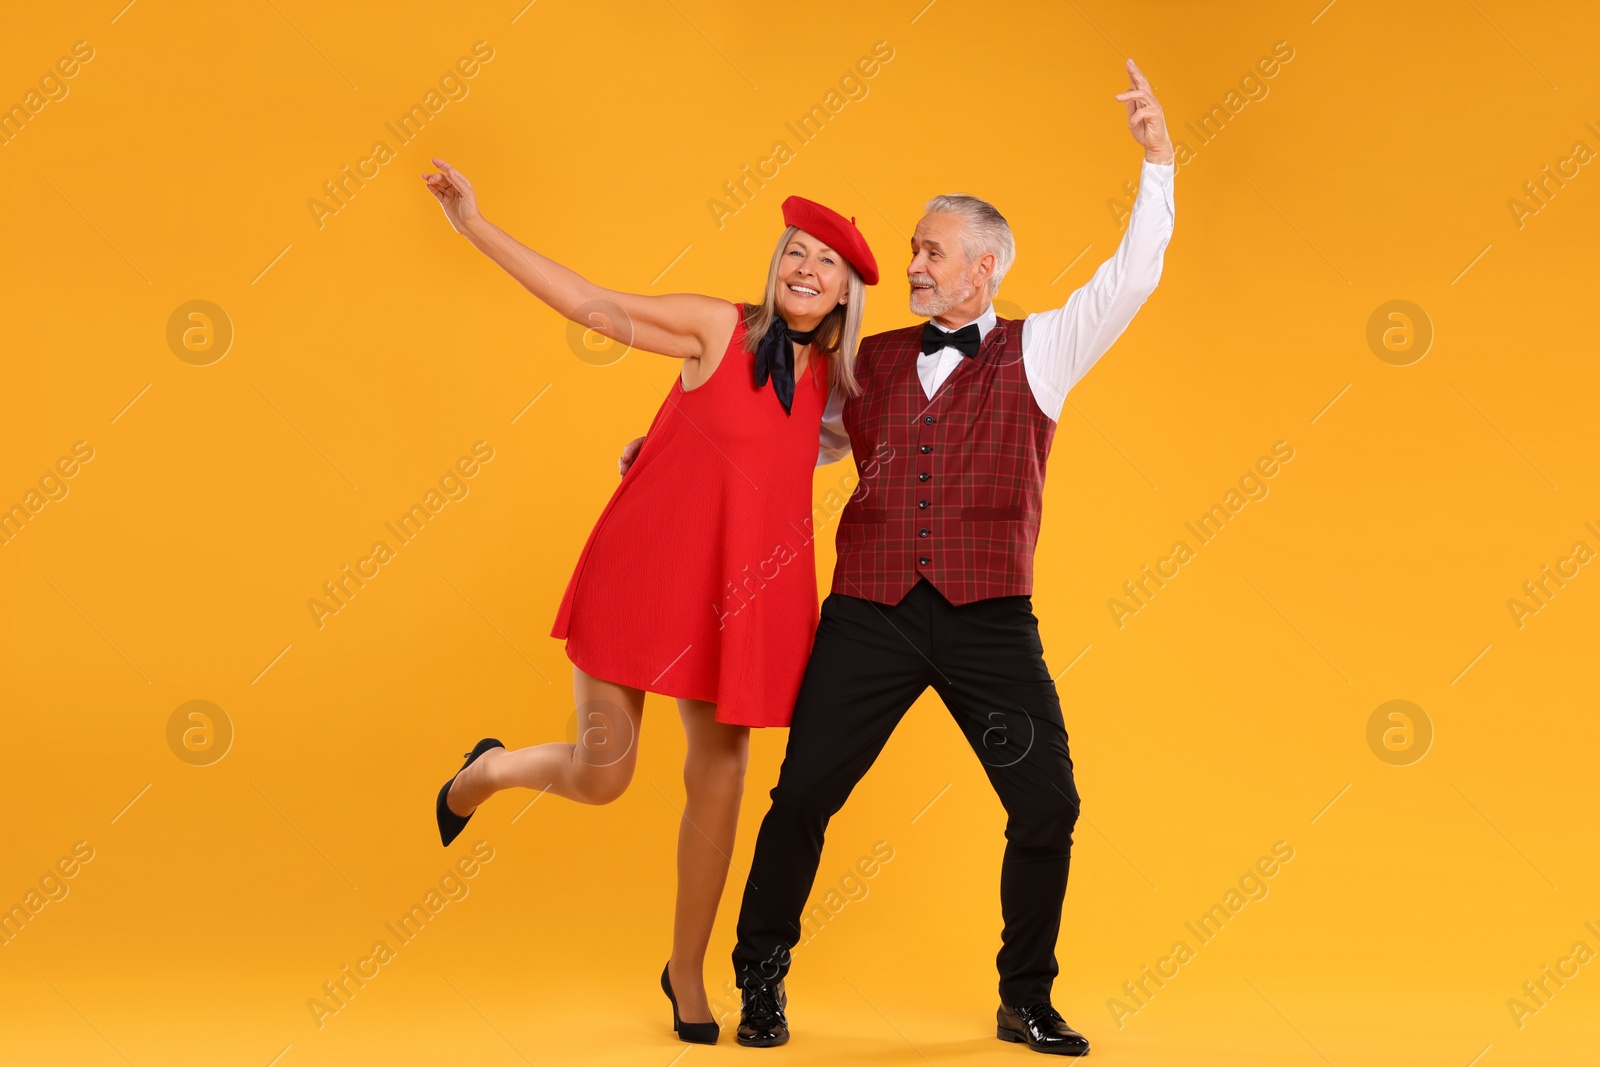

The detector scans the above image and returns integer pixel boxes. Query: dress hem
[559,640,789,729]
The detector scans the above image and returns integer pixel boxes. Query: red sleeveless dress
[551,303,830,727]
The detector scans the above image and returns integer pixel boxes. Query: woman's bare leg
[666,698,750,1025]
[447,665,645,813]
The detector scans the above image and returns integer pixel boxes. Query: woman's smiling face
[775,229,848,327]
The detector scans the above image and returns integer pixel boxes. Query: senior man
[732,58,1175,1056]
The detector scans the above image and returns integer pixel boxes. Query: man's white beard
[909,273,977,319]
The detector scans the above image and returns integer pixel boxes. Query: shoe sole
[675,1032,719,1045]
[997,1024,1090,1055]
[736,1033,789,1048]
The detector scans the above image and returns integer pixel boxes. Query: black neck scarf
[753,316,817,415]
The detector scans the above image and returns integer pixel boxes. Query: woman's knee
[573,760,635,805]
[684,744,749,799]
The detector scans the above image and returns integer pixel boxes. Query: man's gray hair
[924,193,1016,295]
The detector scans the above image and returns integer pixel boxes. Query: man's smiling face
[907,211,981,319]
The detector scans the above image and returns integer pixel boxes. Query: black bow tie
[920,321,982,359]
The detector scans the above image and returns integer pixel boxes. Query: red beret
[780,196,878,285]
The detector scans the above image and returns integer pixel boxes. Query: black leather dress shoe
[735,979,788,1047]
[996,1002,1090,1056]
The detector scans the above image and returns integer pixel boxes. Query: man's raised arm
[1022,58,1176,422]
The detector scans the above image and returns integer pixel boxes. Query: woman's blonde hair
[742,225,866,397]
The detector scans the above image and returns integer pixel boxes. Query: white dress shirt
[819,158,1175,464]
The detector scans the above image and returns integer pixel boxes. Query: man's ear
[975,252,997,289]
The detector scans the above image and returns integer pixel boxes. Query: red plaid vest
[832,317,1055,606]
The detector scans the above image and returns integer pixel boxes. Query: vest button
[919,529,930,538]
[918,472,930,482]
[919,556,931,566]
[919,445,932,454]
[923,416,935,425]
[918,500,929,509]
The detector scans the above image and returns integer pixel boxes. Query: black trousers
[732,578,1081,1007]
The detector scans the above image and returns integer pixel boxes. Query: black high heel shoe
[435,737,504,846]
[661,962,719,1044]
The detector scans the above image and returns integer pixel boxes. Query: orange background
[2,2,1597,1065]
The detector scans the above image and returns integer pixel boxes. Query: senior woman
[421,158,877,1044]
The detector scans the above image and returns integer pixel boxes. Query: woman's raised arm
[423,158,733,360]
